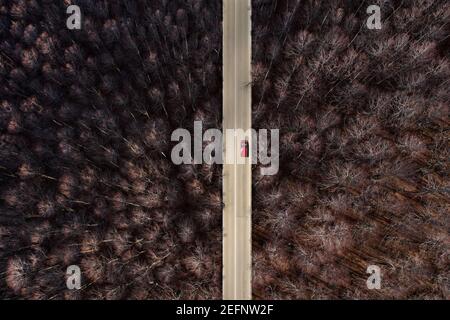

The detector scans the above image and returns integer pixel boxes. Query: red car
[240,140,249,157]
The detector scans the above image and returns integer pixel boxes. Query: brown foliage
[0,0,222,299]
[252,0,449,299]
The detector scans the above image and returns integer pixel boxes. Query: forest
[0,0,448,300]
[0,0,222,299]
[252,0,449,299]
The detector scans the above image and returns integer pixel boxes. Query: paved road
[222,0,252,300]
